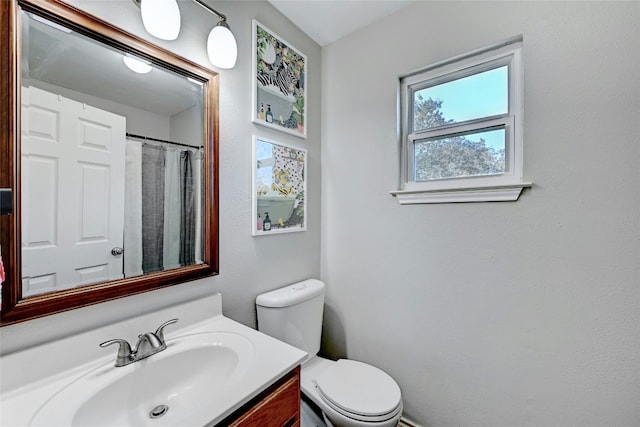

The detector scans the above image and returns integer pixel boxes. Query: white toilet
[256,279,403,427]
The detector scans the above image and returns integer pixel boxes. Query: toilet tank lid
[256,279,325,308]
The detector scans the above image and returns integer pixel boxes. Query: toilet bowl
[256,279,403,427]
[301,356,402,427]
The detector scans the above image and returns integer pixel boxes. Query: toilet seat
[314,359,402,422]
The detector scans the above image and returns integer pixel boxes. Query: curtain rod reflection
[126,132,203,150]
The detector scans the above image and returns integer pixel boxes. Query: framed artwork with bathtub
[252,136,307,235]
[252,19,307,139]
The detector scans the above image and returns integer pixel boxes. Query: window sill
[390,182,532,204]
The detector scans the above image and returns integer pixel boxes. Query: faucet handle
[135,332,164,355]
[99,339,133,366]
[154,318,179,343]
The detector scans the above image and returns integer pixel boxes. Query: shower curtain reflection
[125,137,203,277]
[179,150,196,266]
[142,143,165,273]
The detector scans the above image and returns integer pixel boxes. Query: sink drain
[149,404,169,419]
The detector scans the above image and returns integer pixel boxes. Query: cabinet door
[228,367,300,427]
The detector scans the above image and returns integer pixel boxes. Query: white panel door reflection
[21,86,125,296]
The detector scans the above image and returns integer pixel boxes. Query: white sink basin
[29,332,254,427]
[1,295,307,427]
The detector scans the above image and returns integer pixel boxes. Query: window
[392,37,531,204]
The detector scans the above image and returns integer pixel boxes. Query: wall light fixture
[132,0,237,69]
[122,55,153,74]
[193,0,238,69]
[132,0,181,41]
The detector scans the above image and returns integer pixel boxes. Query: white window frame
[391,36,531,204]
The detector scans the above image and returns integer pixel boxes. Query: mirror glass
[1,0,219,323]
[21,11,204,297]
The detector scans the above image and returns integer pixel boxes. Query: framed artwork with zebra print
[252,20,307,138]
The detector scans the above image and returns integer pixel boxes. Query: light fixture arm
[192,0,228,24]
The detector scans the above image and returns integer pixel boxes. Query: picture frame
[252,136,307,235]
[252,19,307,139]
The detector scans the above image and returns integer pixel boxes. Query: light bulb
[140,0,181,41]
[123,56,152,74]
[207,24,238,69]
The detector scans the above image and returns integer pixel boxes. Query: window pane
[413,66,508,131]
[414,128,506,181]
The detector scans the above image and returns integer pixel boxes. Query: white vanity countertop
[0,293,307,426]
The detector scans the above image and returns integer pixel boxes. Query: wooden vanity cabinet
[220,366,301,427]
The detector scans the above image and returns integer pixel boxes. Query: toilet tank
[256,279,325,361]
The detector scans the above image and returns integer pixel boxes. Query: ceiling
[267,0,415,46]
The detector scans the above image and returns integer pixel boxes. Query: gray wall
[320,2,639,426]
[1,1,322,353]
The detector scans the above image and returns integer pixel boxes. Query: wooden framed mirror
[0,0,219,325]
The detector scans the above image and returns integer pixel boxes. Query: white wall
[1,1,321,354]
[171,105,201,146]
[31,80,171,139]
[321,2,639,427]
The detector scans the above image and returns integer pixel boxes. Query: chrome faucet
[100,318,179,367]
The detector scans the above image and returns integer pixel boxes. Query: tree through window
[413,96,506,180]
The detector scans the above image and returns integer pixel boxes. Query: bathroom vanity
[223,366,300,426]
[0,294,307,426]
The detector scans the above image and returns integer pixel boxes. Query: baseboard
[398,416,421,427]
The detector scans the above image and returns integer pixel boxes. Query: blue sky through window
[415,65,508,151]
